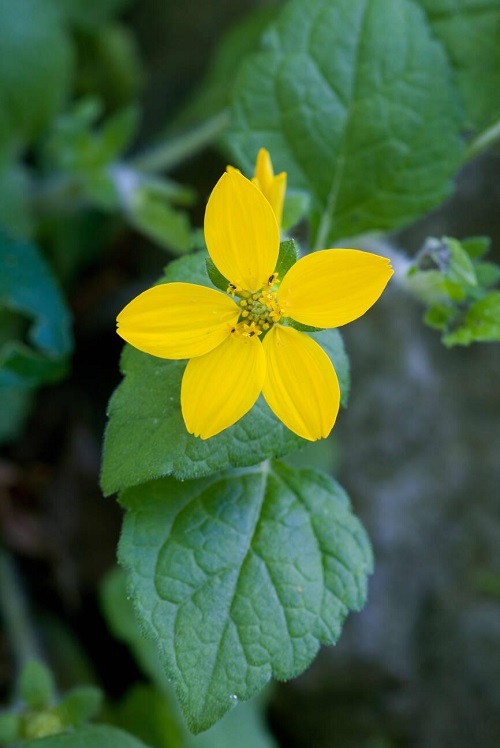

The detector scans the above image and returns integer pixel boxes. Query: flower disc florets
[231,272,282,334]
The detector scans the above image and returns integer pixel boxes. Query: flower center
[227,273,282,336]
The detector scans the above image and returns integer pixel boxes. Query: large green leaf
[23,724,151,748]
[229,0,464,245]
[416,0,500,130]
[0,0,73,151]
[101,253,349,494]
[118,461,372,732]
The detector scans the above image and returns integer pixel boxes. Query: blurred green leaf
[58,687,103,727]
[0,232,73,386]
[229,0,464,246]
[115,685,183,748]
[23,724,153,747]
[416,0,500,130]
[282,190,310,233]
[119,461,372,733]
[444,291,500,345]
[0,0,73,151]
[101,252,349,495]
[461,236,491,260]
[19,661,55,711]
[0,712,21,743]
[125,181,192,253]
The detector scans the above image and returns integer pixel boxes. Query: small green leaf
[23,724,153,748]
[57,687,103,727]
[444,291,500,346]
[447,237,477,287]
[118,461,372,732]
[275,239,298,280]
[116,685,184,748]
[205,259,229,293]
[19,661,55,711]
[229,0,464,245]
[475,261,500,288]
[461,236,491,260]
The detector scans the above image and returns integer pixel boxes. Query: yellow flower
[227,148,286,227]
[117,170,393,441]
[252,148,287,227]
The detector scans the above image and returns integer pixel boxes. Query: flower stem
[0,545,41,669]
[131,111,230,173]
[464,118,500,162]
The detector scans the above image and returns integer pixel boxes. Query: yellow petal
[262,325,340,441]
[116,282,239,359]
[181,332,266,439]
[252,148,287,228]
[204,170,279,291]
[278,249,393,328]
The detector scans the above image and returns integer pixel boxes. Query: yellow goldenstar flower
[251,148,287,228]
[117,170,393,441]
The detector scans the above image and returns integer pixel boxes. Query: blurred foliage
[407,236,500,345]
[1,0,500,741]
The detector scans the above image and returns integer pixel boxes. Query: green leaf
[19,661,55,711]
[282,190,310,232]
[416,0,500,130]
[0,232,73,387]
[118,461,372,733]
[205,258,229,293]
[57,687,103,727]
[0,712,21,743]
[0,0,73,150]
[275,239,298,280]
[461,235,491,260]
[102,253,349,494]
[115,685,184,748]
[229,0,464,245]
[23,724,153,748]
[126,182,192,253]
[444,291,500,345]
[447,237,477,287]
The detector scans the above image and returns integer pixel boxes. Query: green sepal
[205,258,229,293]
[118,461,372,733]
[275,238,298,279]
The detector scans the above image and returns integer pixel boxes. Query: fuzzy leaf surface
[229,0,464,245]
[118,461,372,732]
